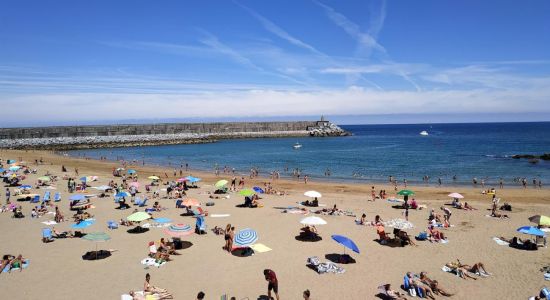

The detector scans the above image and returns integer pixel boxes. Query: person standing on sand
[303,290,311,299]
[404,179,407,188]
[304,175,308,184]
[264,269,280,300]
[230,177,236,191]
[499,178,504,189]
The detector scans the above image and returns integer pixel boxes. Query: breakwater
[0,120,349,150]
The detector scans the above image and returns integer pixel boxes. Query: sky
[1,0,550,126]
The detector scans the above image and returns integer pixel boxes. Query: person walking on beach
[5,188,10,204]
[264,269,280,300]
[304,175,308,184]
[230,177,236,191]
[499,178,504,189]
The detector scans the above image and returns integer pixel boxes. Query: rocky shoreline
[511,153,550,161]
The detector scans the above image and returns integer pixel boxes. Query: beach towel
[544,273,550,281]
[387,198,402,203]
[141,258,166,268]
[492,237,509,246]
[121,291,144,300]
[41,220,57,225]
[283,209,309,215]
[439,239,449,244]
[442,265,457,275]
[210,214,230,218]
[2,259,30,273]
[307,256,345,274]
[297,201,327,207]
[250,243,272,253]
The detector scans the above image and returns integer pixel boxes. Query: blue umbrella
[331,234,360,254]
[517,226,546,237]
[69,194,86,201]
[185,176,201,183]
[116,191,131,198]
[71,220,95,229]
[0,168,5,173]
[127,169,136,174]
[234,228,258,246]
[9,166,20,171]
[20,185,32,189]
[253,186,265,194]
[153,217,172,224]
[80,177,87,182]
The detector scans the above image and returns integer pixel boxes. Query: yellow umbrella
[127,212,151,222]
[529,215,550,226]
[148,176,160,180]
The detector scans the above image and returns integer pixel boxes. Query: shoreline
[7,149,549,204]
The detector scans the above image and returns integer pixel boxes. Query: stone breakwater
[0,120,349,150]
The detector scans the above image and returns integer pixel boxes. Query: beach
[1,149,549,300]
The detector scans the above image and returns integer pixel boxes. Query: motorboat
[293,142,302,149]
[419,131,429,136]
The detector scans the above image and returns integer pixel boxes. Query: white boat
[293,142,302,149]
[420,131,429,136]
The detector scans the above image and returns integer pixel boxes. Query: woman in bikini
[419,272,453,296]
[224,224,232,252]
[143,273,173,299]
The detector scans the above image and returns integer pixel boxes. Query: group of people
[0,254,26,273]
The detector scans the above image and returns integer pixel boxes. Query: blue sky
[1,0,549,125]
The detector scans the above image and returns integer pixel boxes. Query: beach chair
[31,195,40,203]
[403,275,425,298]
[42,228,53,243]
[107,220,119,229]
[43,191,51,203]
[536,236,547,248]
[54,192,61,202]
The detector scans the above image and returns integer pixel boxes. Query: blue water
[68,122,550,186]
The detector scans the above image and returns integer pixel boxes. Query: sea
[68,122,550,187]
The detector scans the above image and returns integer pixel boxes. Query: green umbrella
[239,189,256,197]
[397,189,415,196]
[82,232,111,242]
[127,212,151,222]
[82,232,111,260]
[38,176,51,181]
[215,180,228,189]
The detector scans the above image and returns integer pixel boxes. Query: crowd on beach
[1,154,549,300]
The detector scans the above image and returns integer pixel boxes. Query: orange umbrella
[182,198,200,207]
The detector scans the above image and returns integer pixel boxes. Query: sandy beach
[1,149,549,300]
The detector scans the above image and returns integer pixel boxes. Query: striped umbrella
[176,177,188,183]
[164,224,194,237]
[234,228,258,247]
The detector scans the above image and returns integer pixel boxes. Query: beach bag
[408,288,417,297]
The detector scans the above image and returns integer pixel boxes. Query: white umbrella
[300,216,327,225]
[384,218,414,230]
[448,192,464,199]
[304,191,322,198]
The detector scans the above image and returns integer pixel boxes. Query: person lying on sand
[419,272,453,296]
[491,211,509,219]
[52,228,75,238]
[356,213,367,225]
[142,273,173,299]
[406,272,435,300]
[457,259,491,276]
[380,283,407,300]
[427,226,447,242]
[463,202,476,210]
[445,260,477,280]
[7,254,26,272]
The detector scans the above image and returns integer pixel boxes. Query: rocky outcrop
[512,153,550,161]
[308,121,350,137]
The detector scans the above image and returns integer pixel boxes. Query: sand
[0,149,549,300]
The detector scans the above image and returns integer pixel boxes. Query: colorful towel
[2,259,30,273]
[141,258,165,268]
[250,243,272,253]
[41,220,57,225]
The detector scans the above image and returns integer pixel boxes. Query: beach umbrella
[80,176,87,182]
[116,191,131,198]
[517,226,546,237]
[127,212,151,222]
[20,185,32,190]
[153,217,172,224]
[384,218,414,230]
[9,166,20,171]
[234,228,258,247]
[116,168,125,171]
[304,191,322,198]
[69,194,86,201]
[239,189,256,197]
[38,176,51,181]
[164,224,194,237]
[331,234,360,254]
[176,177,188,183]
[397,190,415,196]
[127,169,136,174]
[448,192,464,199]
[215,180,228,189]
[182,198,200,207]
[148,176,160,180]
[529,215,550,226]
[72,220,95,229]
[300,216,327,226]
[129,182,139,188]
[82,232,111,260]
[253,186,265,194]
[0,168,5,173]
[185,176,201,183]
[7,159,16,164]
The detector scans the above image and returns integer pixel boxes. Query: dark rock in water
[512,153,550,161]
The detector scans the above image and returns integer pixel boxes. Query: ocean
[68,122,550,186]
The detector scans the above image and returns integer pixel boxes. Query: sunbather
[491,211,509,219]
[356,213,367,225]
[428,226,446,242]
[445,260,477,280]
[396,230,417,246]
[406,272,435,300]
[159,238,179,255]
[380,283,407,299]
[143,273,173,299]
[52,228,75,238]
[457,259,490,276]
[419,272,453,296]
[9,255,25,272]
[148,242,171,261]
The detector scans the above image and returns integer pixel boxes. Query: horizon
[1,1,550,123]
